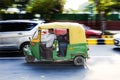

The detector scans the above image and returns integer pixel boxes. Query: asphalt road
[0,45,120,80]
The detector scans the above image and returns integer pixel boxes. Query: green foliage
[89,0,120,14]
[26,0,66,20]
[89,0,120,33]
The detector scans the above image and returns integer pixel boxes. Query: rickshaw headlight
[31,42,35,46]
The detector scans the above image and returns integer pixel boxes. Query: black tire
[73,56,85,66]
[19,42,30,55]
[25,55,35,63]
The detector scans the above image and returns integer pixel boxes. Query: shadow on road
[22,61,88,71]
[113,47,120,54]
[0,52,24,57]
[23,61,85,68]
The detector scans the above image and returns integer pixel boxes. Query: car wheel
[73,56,85,66]
[19,42,30,55]
[25,55,35,63]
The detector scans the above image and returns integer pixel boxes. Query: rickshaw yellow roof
[39,22,87,44]
[39,22,84,30]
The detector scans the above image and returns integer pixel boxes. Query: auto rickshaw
[23,22,89,66]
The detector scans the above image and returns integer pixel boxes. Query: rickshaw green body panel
[30,43,40,59]
[24,42,40,60]
[24,42,88,61]
[53,43,88,60]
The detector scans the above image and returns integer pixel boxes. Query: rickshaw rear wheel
[73,56,85,66]
[25,55,35,63]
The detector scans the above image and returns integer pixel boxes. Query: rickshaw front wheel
[25,55,35,63]
[73,56,85,66]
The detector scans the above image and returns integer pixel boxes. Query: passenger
[57,33,68,57]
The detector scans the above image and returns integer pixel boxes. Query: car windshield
[0,22,37,32]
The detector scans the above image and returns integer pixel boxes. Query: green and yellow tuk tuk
[24,22,89,66]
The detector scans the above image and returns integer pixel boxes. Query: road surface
[0,45,120,80]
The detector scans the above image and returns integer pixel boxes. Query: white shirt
[44,33,56,48]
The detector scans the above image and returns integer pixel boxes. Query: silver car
[114,33,120,47]
[0,20,44,53]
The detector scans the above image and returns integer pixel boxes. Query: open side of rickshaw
[23,22,89,66]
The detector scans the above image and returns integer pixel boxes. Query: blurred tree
[26,0,66,20]
[89,0,120,33]
[110,0,120,11]
[89,0,120,15]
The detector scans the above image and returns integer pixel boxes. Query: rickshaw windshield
[32,29,38,39]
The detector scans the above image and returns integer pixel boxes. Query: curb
[87,38,114,45]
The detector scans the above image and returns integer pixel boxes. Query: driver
[41,28,56,60]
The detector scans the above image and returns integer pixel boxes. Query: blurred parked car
[83,25,102,38]
[0,20,44,53]
[114,33,120,47]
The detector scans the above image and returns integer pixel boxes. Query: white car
[114,33,120,47]
[0,20,44,53]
